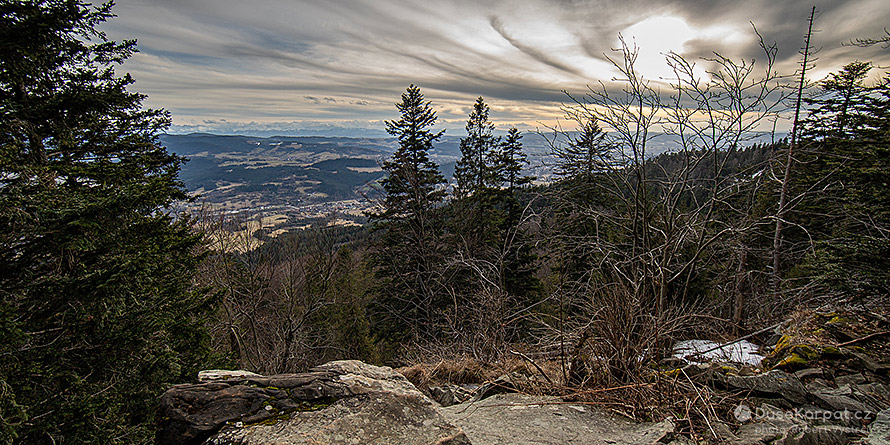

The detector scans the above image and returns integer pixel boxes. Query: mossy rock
[791,345,821,361]
[769,340,831,369]
[719,365,740,375]
[821,346,843,358]
[772,335,793,355]
[776,353,809,371]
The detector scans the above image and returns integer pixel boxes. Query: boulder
[835,373,868,387]
[429,384,475,407]
[854,383,890,412]
[714,370,809,405]
[793,368,824,381]
[157,360,468,445]
[733,403,802,444]
[779,425,854,444]
[850,351,890,375]
[729,403,859,445]
[810,384,872,414]
[470,371,549,402]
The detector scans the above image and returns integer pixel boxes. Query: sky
[103,0,890,136]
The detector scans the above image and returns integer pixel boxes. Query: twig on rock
[839,331,890,347]
[510,350,553,385]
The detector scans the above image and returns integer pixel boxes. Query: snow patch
[673,339,764,366]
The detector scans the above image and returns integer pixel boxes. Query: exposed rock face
[158,307,890,444]
[714,370,810,405]
[157,360,469,445]
[440,393,676,445]
[197,369,261,382]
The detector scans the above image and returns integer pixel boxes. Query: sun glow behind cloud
[620,16,751,82]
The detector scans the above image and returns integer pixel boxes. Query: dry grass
[396,355,526,389]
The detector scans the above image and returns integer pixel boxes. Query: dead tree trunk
[773,5,816,288]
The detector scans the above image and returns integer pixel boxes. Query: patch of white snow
[673,339,764,366]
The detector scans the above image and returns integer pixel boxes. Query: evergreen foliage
[801,61,873,139]
[499,127,533,191]
[0,1,218,442]
[553,121,613,179]
[379,85,446,219]
[792,62,890,299]
[454,97,500,197]
[371,85,447,343]
[446,100,540,351]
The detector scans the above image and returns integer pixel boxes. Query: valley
[162,132,554,242]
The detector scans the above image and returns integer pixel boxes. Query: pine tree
[793,63,890,299]
[379,85,446,219]
[372,85,447,341]
[0,1,218,442]
[554,120,612,179]
[499,127,533,191]
[454,97,500,197]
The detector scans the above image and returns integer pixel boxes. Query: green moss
[828,316,849,324]
[719,365,739,375]
[662,369,681,378]
[821,346,842,357]
[237,397,341,428]
[279,395,339,412]
[791,345,821,360]
[776,353,809,370]
[248,413,293,427]
[773,335,792,355]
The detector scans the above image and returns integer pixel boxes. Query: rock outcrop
[440,393,676,444]
[157,360,469,445]
[157,309,890,444]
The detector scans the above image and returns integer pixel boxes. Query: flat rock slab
[157,360,468,445]
[441,393,674,445]
[209,392,468,445]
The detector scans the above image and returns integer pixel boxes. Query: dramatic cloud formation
[104,0,890,135]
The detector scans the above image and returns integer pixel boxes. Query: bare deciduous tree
[543,30,788,384]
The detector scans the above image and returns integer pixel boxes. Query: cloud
[102,0,890,134]
[488,16,584,77]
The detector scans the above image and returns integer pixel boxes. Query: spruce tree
[448,102,540,343]
[793,63,890,299]
[372,85,446,341]
[454,97,500,197]
[801,61,872,139]
[499,127,533,191]
[0,1,217,442]
[554,120,612,179]
[379,85,446,219]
